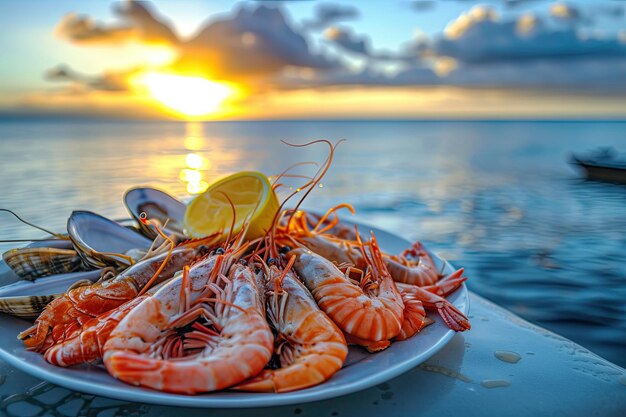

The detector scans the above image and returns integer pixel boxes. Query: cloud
[504,0,544,9]
[56,1,178,45]
[400,31,433,61]
[302,3,359,30]
[550,2,582,21]
[55,13,134,44]
[280,64,440,88]
[413,5,626,92]
[177,5,340,81]
[45,65,135,92]
[324,26,370,57]
[278,67,386,89]
[444,57,626,91]
[53,2,340,89]
[441,5,500,41]
[433,6,626,63]
[411,1,436,12]
[388,66,440,85]
[324,26,413,61]
[599,4,625,19]
[46,0,626,102]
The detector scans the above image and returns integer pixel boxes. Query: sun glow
[134,72,236,117]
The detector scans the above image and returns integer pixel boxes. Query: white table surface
[0,292,624,417]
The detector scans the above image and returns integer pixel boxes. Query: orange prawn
[288,232,404,352]
[103,255,273,394]
[234,256,347,392]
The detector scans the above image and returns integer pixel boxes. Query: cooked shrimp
[103,260,273,394]
[43,296,147,367]
[280,207,445,287]
[19,237,216,352]
[234,257,348,392]
[42,254,230,367]
[384,241,440,286]
[288,232,404,352]
[421,268,466,296]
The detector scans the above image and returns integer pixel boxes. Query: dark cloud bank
[51,1,626,94]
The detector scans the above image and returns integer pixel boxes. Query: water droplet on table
[418,363,472,382]
[481,379,511,388]
[494,350,521,364]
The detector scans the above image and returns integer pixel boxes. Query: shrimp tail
[422,268,467,296]
[344,334,391,353]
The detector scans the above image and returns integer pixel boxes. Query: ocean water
[0,119,625,366]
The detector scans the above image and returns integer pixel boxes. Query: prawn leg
[397,283,470,332]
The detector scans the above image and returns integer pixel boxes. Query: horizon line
[0,114,625,123]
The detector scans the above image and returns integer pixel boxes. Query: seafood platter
[0,141,470,407]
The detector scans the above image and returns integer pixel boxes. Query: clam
[124,187,187,240]
[0,269,101,319]
[28,238,74,250]
[2,247,83,280]
[2,238,81,281]
[67,211,153,270]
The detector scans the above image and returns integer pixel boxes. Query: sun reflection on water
[181,153,210,194]
[184,136,205,151]
[179,123,212,194]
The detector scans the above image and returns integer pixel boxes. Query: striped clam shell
[2,247,84,280]
[0,293,61,319]
[67,211,152,270]
[0,270,100,319]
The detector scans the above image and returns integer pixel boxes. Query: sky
[0,0,625,119]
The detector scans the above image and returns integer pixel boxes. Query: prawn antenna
[0,208,67,240]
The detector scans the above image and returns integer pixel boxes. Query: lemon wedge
[184,171,280,240]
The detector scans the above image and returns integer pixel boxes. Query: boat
[569,147,626,184]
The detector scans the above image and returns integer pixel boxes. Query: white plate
[0,223,469,408]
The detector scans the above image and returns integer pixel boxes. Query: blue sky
[1,0,625,119]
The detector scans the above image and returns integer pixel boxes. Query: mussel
[124,187,187,240]
[67,210,152,270]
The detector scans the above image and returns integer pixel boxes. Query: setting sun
[135,72,235,117]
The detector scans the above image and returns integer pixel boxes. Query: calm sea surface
[1,120,625,366]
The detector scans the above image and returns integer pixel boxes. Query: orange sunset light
[132,72,238,118]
